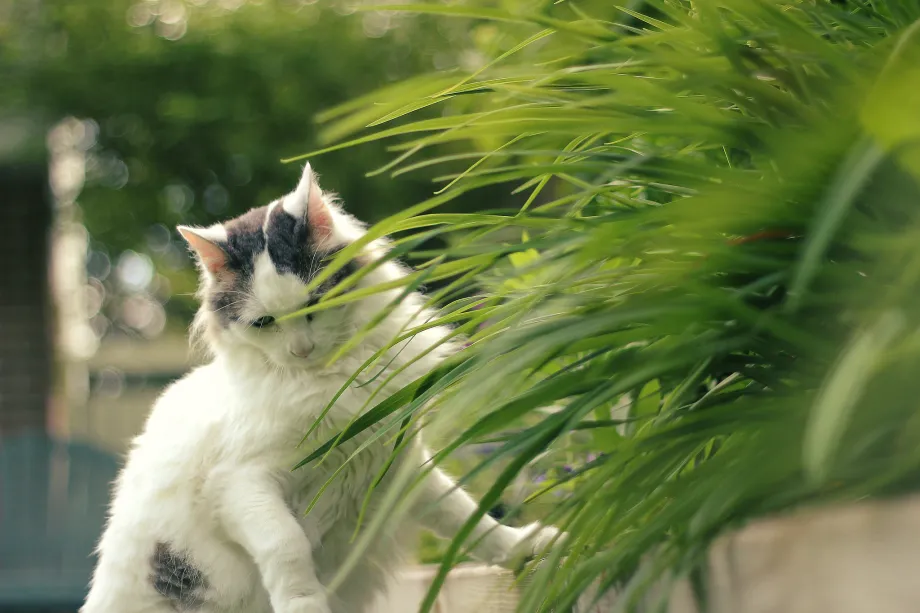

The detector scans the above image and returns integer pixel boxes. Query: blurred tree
[1,0,483,333]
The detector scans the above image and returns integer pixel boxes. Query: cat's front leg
[213,467,330,613]
[414,460,563,569]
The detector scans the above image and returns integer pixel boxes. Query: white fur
[82,169,559,613]
[193,223,228,243]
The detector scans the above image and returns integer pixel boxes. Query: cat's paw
[500,522,566,572]
[279,594,332,613]
[516,522,565,559]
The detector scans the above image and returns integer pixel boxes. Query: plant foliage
[293,0,920,610]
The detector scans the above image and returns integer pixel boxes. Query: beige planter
[702,494,920,613]
[373,495,920,613]
[371,564,521,613]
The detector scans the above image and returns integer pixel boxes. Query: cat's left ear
[177,225,227,275]
[283,162,333,242]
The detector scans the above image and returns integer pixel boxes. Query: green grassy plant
[291,1,920,610]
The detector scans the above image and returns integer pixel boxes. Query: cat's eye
[252,316,275,328]
[304,297,318,322]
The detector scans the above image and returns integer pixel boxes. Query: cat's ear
[283,162,333,242]
[177,225,228,274]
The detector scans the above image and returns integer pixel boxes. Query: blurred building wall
[0,116,123,613]
[0,116,52,433]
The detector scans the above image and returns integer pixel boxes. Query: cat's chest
[234,376,380,444]
[282,432,393,536]
[228,372,402,531]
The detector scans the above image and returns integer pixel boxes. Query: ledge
[372,495,920,613]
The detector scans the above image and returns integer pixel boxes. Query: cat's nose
[289,343,314,359]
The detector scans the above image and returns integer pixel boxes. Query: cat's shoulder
[158,360,226,401]
[143,361,230,428]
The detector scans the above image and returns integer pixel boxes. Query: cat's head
[178,163,384,369]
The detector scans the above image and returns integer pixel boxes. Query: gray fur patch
[222,205,268,276]
[206,205,270,327]
[266,203,316,281]
[150,541,208,610]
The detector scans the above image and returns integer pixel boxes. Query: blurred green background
[3,0,506,337]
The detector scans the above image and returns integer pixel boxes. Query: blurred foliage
[287,0,920,611]
[1,0,498,332]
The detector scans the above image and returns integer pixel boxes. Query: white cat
[81,163,560,613]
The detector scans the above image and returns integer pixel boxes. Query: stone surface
[704,495,920,613]
[375,495,920,612]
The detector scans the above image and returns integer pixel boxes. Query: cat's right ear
[284,162,334,242]
[177,225,228,275]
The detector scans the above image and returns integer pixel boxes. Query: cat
[81,163,561,613]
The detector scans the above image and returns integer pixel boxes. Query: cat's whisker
[212,299,247,314]
[306,245,324,286]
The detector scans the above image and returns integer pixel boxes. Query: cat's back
[143,360,230,433]
[112,359,315,520]
[84,362,268,613]
[108,362,231,522]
